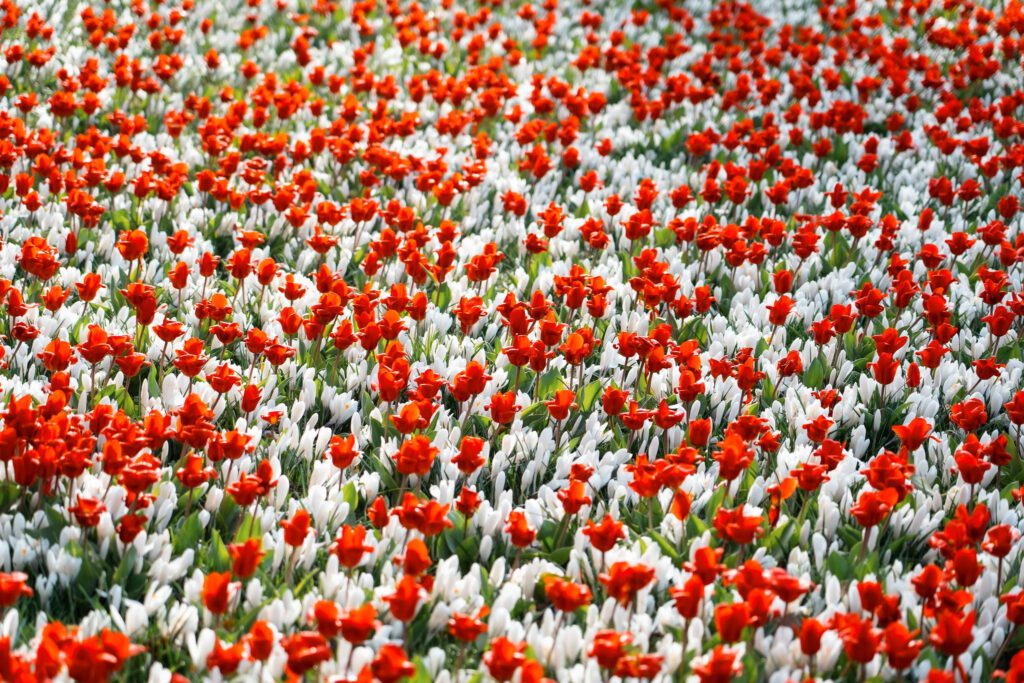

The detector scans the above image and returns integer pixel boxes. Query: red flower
[892,417,934,451]
[0,573,32,607]
[505,510,536,547]
[589,630,632,670]
[545,389,577,421]
[1005,391,1024,425]
[65,630,145,682]
[228,538,264,579]
[688,418,712,446]
[686,546,726,585]
[68,496,106,528]
[602,386,629,415]
[455,486,483,519]
[713,506,764,545]
[1002,592,1024,625]
[614,653,663,679]
[869,352,899,386]
[415,500,454,536]
[281,631,331,676]
[341,603,380,644]
[484,637,527,681]
[692,646,742,683]
[117,514,147,544]
[205,364,240,394]
[37,339,74,372]
[599,561,655,605]
[670,575,704,620]
[76,325,113,365]
[713,432,754,481]
[766,295,794,326]
[485,391,521,425]
[116,229,148,262]
[452,436,486,474]
[799,617,827,656]
[393,434,439,477]
[176,453,216,489]
[311,600,342,638]
[949,398,988,432]
[241,384,262,413]
[245,621,275,661]
[18,236,60,280]
[544,576,592,612]
[327,434,359,469]
[850,488,898,528]
[716,602,753,643]
[626,454,660,498]
[652,399,684,430]
[884,622,923,670]
[279,509,312,547]
[928,610,975,657]
[983,525,1018,559]
[448,606,489,642]
[202,572,233,615]
[173,338,209,377]
[207,638,244,675]
[582,514,625,552]
[372,643,416,683]
[383,575,423,622]
[331,524,373,568]
[557,479,591,515]
[833,612,880,664]
[954,442,991,485]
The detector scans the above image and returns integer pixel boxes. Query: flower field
[3,0,1024,680]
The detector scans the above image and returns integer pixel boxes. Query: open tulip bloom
[2,0,1024,682]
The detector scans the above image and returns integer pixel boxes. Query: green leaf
[803,357,826,389]
[207,530,231,571]
[704,486,726,518]
[113,547,138,585]
[519,402,549,430]
[341,481,359,511]
[434,284,452,311]
[443,528,480,566]
[654,227,675,248]
[687,514,708,536]
[365,452,398,490]
[67,540,99,594]
[544,546,572,566]
[648,530,680,561]
[233,514,262,544]
[111,208,132,231]
[147,368,160,400]
[537,369,564,400]
[826,551,854,581]
[41,506,67,540]
[762,518,791,553]
[173,511,202,557]
[579,379,602,412]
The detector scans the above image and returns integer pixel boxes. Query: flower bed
[0,0,1023,681]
